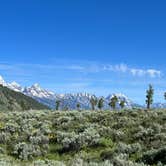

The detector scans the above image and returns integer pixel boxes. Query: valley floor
[0,109,165,166]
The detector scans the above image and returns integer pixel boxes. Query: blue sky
[0,0,166,104]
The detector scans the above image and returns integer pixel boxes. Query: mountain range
[0,75,165,110]
[0,84,49,111]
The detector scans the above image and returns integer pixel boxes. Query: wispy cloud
[67,63,161,78]
[0,62,162,78]
[103,64,161,78]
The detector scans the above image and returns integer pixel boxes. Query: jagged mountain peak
[10,81,21,86]
[107,93,129,99]
[0,75,6,85]
[31,83,41,89]
[64,92,94,98]
[23,83,56,99]
[7,81,23,92]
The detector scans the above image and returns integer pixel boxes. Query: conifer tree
[119,100,125,109]
[109,95,118,110]
[76,103,81,110]
[146,84,154,110]
[98,97,104,110]
[90,96,98,110]
[55,100,61,110]
[164,92,166,101]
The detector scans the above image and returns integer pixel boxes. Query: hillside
[0,109,165,165]
[0,85,49,111]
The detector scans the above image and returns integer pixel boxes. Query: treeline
[55,84,165,111]
[55,95,126,111]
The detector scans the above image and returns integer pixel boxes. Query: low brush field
[0,109,165,166]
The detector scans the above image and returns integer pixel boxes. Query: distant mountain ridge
[0,75,164,110]
[0,85,49,111]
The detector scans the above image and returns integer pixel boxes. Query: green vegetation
[108,95,118,110]
[98,97,104,110]
[146,84,154,109]
[164,92,166,101]
[90,96,98,110]
[119,100,125,109]
[0,85,49,111]
[55,100,61,111]
[0,109,165,165]
[76,103,81,111]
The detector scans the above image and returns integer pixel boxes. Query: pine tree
[55,100,61,110]
[98,97,104,110]
[90,96,98,110]
[146,84,154,110]
[108,95,118,110]
[119,100,125,109]
[164,92,166,101]
[76,103,81,110]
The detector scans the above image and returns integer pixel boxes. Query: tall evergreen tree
[109,95,118,110]
[119,100,125,109]
[164,92,166,101]
[55,100,61,110]
[146,84,154,110]
[98,97,104,110]
[90,96,98,110]
[76,103,81,110]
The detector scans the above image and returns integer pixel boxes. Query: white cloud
[146,69,161,78]
[130,68,161,77]
[103,64,128,72]
[130,69,146,76]
[102,64,161,78]
[114,64,128,73]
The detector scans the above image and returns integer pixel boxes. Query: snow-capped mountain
[23,83,56,99]
[22,83,59,108]
[105,93,134,109]
[0,75,145,110]
[21,84,138,110]
[62,93,140,110]
[7,81,23,92]
[0,76,23,92]
[0,76,7,86]
[56,93,95,110]
[151,103,166,109]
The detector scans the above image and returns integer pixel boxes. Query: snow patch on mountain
[23,83,56,98]
[152,103,166,109]
[7,81,23,92]
[0,76,7,86]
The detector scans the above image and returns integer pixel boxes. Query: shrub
[98,138,114,148]
[100,148,114,160]
[57,127,100,152]
[115,142,142,155]
[0,132,11,144]
[139,146,166,165]
[13,142,42,160]
[32,159,66,166]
